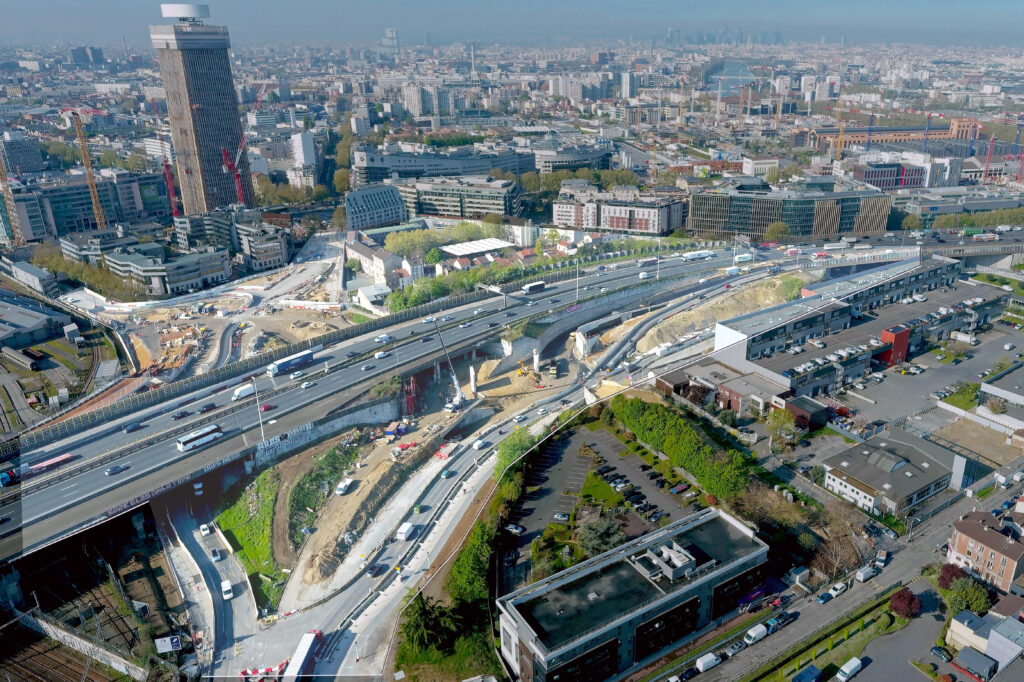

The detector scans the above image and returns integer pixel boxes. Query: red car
[260,404,274,412]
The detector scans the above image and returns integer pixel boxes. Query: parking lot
[838,325,1023,425]
[606,448,691,525]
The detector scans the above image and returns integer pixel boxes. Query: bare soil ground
[636,272,816,353]
[934,418,1021,465]
[270,435,331,569]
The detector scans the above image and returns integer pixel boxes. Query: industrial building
[344,184,409,231]
[0,170,171,244]
[809,117,974,155]
[822,430,968,516]
[388,176,522,219]
[0,290,71,348]
[497,509,768,682]
[150,3,255,213]
[351,142,534,186]
[686,177,891,241]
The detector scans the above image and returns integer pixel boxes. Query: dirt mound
[636,273,815,353]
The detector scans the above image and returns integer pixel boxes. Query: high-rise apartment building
[149,4,254,215]
[0,131,45,174]
[382,28,400,59]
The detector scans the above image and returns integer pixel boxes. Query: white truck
[725,266,740,276]
[1005,342,1016,351]
[638,272,652,280]
[743,623,769,646]
[836,657,862,681]
[396,522,415,541]
[950,330,979,346]
[856,566,876,582]
[335,478,354,495]
[232,384,255,401]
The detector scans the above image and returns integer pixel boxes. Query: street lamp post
[575,258,580,301]
[252,377,266,444]
[656,238,662,280]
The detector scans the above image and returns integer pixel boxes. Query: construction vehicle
[549,359,557,378]
[71,111,106,231]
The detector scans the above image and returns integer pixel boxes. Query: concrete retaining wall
[15,607,148,681]
[254,398,400,467]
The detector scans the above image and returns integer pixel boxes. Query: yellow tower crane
[0,151,24,246]
[71,111,106,231]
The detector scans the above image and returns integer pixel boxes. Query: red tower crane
[151,101,179,217]
[983,134,997,183]
[223,83,269,205]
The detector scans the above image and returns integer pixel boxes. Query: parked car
[211,548,222,562]
[882,528,899,540]
[596,465,614,475]
[553,513,570,522]
[930,646,952,662]
[817,591,834,605]
[672,483,690,493]
[723,640,747,658]
[828,582,848,598]
[504,524,525,536]
[200,524,212,536]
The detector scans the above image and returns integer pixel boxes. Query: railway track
[1,624,115,682]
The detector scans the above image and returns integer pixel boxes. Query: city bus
[521,281,546,295]
[636,257,658,267]
[176,424,225,452]
[973,232,999,242]
[24,452,77,478]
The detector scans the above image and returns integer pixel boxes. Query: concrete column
[434,362,441,382]
[533,348,540,372]
[469,366,477,396]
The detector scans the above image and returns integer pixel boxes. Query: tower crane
[71,111,106,231]
[222,82,268,205]
[0,152,24,246]
[983,134,997,183]
[151,101,179,217]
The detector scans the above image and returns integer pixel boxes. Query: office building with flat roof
[388,176,522,219]
[150,4,254,214]
[0,131,44,174]
[686,177,891,241]
[105,244,230,296]
[497,509,768,682]
[351,142,534,186]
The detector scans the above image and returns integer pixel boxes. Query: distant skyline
[4,0,1024,49]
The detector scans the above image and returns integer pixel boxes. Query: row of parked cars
[595,465,669,522]
[929,383,962,401]
[667,611,796,679]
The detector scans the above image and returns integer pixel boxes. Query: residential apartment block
[552,181,686,236]
[345,184,408,231]
[949,510,1024,593]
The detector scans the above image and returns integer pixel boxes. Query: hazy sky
[5,0,1024,48]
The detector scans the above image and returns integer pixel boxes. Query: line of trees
[931,206,1024,230]
[608,396,751,500]
[383,222,503,260]
[32,243,146,300]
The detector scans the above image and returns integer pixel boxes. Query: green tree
[763,221,791,243]
[301,214,325,233]
[520,171,541,193]
[901,213,923,231]
[947,577,991,615]
[399,593,459,653]
[99,150,120,168]
[424,246,443,264]
[719,409,737,426]
[534,238,545,257]
[303,115,313,130]
[312,184,330,202]
[345,258,362,272]
[578,517,626,558]
[333,168,350,194]
[766,408,798,444]
[445,522,494,605]
[494,429,537,481]
[764,167,781,184]
[331,206,347,229]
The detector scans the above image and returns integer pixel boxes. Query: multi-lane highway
[2,250,753,559]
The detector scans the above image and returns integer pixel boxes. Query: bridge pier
[434,362,441,382]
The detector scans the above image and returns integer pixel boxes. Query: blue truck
[266,349,315,377]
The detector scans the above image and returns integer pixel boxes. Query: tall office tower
[382,28,400,59]
[150,4,254,214]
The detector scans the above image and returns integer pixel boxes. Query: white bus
[176,424,224,452]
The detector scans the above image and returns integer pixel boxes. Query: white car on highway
[423,316,435,323]
[473,308,484,315]
[301,381,314,389]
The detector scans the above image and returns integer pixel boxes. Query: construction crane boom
[71,112,106,231]
[983,134,997,183]
[0,151,24,245]
[151,101,179,218]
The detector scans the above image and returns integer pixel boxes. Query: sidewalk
[158,515,217,670]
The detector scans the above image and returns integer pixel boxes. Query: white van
[335,478,354,495]
[743,623,769,645]
[396,522,415,541]
[374,351,389,359]
[473,439,487,450]
[836,657,862,681]
[695,652,722,672]
[221,580,232,600]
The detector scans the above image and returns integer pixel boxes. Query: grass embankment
[287,445,358,547]
[395,629,504,682]
[943,383,980,411]
[808,425,856,443]
[0,387,23,431]
[216,469,289,611]
[973,273,1024,296]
